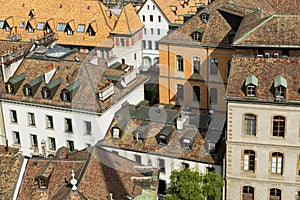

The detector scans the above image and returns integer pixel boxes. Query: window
[84,121,92,134]
[28,26,34,33]
[242,186,254,200]
[176,55,184,71]
[61,91,71,102]
[243,150,255,172]
[181,162,189,169]
[150,15,153,22]
[270,188,281,200]
[157,28,160,35]
[28,112,35,126]
[227,60,231,78]
[192,85,201,102]
[77,24,85,33]
[65,118,73,132]
[210,58,219,75]
[244,114,256,136]
[155,42,159,50]
[144,28,146,35]
[24,86,32,97]
[87,25,95,36]
[153,5,155,10]
[297,155,300,175]
[13,131,20,145]
[151,28,154,35]
[67,140,75,151]
[193,57,201,73]
[135,155,141,164]
[148,41,152,49]
[271,152,283,175]
[48,137,56,151]
[147,5,149,9]
[42,89,51,99]
[30,134,38,147]
[275,86,286,99]
[57,23,67,31]
[5,25,10,32]
[10,110,17,123]
[272,116,285,137]
[46,115,53,129]
[158,16,161,22]
[176,84,184,101]
[120,38,125,46]
[66,28,73,35]
[142,15,145,22]
[39,178,47,189]
[158,159,165,173]
[201,13,208,22]
[134,53,137,60]
[210,88,218,105]
[192,32,202,41]
[142,40,146,49]
[246,85,256,97]
[20,21,25,28]
[36,22,44,30]
[297,191,300,200]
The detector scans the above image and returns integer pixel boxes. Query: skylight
[77,24,85,33]
[57,23,67,31]
[19,21,25,28]
[37,22,44,30]
[0,21,4,29]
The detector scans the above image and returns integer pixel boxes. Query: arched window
[271,152,283,175]
[193,57,201,73]
[272,116,285,137]
[242,186,254,200]
[269,188,281,200]
[243,150,255,172]
[210,57,219,75]
[192,85,201,102]
[176,55,184,72]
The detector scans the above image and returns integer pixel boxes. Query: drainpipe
[206,47,209,109]
[12,156,29,200]
[168,44,170,103]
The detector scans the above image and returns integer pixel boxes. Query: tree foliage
[166,168,223,200]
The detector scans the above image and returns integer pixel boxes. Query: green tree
[166,168,223,200]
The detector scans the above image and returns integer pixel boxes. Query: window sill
[241,171,256,178]
[45,128,54,131]
[10,122,18,125]
[269,173,284,179]
[65,131,73,134]
[242,134,257,138]
[28,125,36,128]
[12,143,21,147]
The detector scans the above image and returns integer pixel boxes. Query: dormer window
[111,119,127,139]
[245,74,258,97]
[7,73,26,95]
[26,19,36,33]
[155,126,174,146]
[61,91,71,102]
[87,21,97,36]
[180,130,197,150]
[45,19,55,34]
[42,78,61,100]
[274,75,287,99]
[39,178,47,189]
[29,9,35,18]
[7,84,14,94]
[24,86,32,96]
[191,29,203,42]
[132,121,149,142]
[200,12,210,23]
[65,21,75,35]
[43,89,51,99]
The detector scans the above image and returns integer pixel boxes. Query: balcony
[98,83,114,101]
[7,34,21,42]
[1,47,25,66]
[120,66,136,88]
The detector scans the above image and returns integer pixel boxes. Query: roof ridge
[97,0,112,30]
[233,15,274,45]
[124,4,132,35]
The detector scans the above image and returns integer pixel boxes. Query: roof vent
[273,53,279,58]
[264,53,270,58]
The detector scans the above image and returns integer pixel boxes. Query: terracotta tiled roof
[78,147,158,200]
[159,1,253,47]
[226,56,300,102]
[0,146,23,200]
[234,15,300,47]
[153,0,209,24]
[99,104,225,164]
[0,0,118,47]
[111,3,144,35]
[265,0,300,15]
[0,47,148,113]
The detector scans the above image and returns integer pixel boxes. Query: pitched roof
[0,0,118,47]
[265,0,300,15]
[226,56,300,102]
[159,1,254,47]
[0,146,23,200]
[153,0,209,24]
[0,46,148,113]
[111,3,144,35]
[234,15,300,47]
[99,104,225,164]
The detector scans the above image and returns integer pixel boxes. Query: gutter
[12,156,29,200]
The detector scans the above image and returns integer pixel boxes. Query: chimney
[44,63,56,84]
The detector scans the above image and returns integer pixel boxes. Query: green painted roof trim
[66,80,81,92]
[28,75,43,87]
[9,73,26,85]
[194,28,204,33]
[104,75,121,81]
[109,62,122,69]
[274,75,287,88]
[46,77,62,89]
[245,74,258,86]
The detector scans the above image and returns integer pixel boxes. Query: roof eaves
[274,75,287,88]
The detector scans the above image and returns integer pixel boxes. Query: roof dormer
[29,9,35,18]
[60,80,81,102]
[65,20,75,35]
[111,119,127,139]
[245,74,258,97]
[87,21,97,36]
[155,125,174,146]
[191,28,204,42]
[23,75,43,97]
[42,77,62,100]
[132,121,150,142]
[170,6,177,15]
[200,11,210,23]
[6,73,26,94]
[180,129,197,150]
[26,18,37,33]
[274,75,287,100]
[35,162,54,189]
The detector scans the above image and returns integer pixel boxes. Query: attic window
[38,178,48,189]
[19,21,25,28]
[155,126,174,145]
[180,130,197,150]
[7,73,26,94]
[6,83,14,94]
[61,91,71,102]
[29,9,35,18]
[37,22,44,30]
[26,20,36,33]
[112,119,127,139]
[43,89,51,99]
[57,23,67,32]
[24,86,32,97]
[245,74,258,97]
[274,75,287,99]
[77,24,85,33]
[191,29,203,41]
[87,25,96,36]
[200,12,209,23]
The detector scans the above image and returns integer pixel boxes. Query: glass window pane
[77,24,85,32]
[37,22,44,30]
